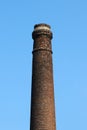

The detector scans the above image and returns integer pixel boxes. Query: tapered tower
[30,23,56,130]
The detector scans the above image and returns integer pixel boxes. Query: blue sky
[0,0,87,130]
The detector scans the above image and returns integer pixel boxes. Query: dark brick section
[30,24,56,130]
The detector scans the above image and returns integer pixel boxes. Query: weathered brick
[30,24,56,130]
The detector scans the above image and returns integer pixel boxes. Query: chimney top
[32,23,52,40]
[34,23,51,31]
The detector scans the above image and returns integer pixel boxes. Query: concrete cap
[34,23,51,31]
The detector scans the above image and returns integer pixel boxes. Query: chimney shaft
[30,23,56,130]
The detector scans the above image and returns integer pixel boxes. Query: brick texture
[30,24,56,130]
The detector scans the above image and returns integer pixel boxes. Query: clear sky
[0,0,87,130]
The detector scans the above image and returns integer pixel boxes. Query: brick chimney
[30,23,56,130]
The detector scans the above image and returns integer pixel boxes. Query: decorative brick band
[32,47,53,54]
[32,29,53,40]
